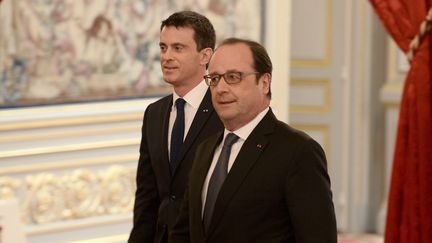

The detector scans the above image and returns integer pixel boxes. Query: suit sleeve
[285,139,337,243]
[128,107,160,243]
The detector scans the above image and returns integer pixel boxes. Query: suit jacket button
[170,195,176,201]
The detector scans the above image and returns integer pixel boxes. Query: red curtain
[369,0,432,242]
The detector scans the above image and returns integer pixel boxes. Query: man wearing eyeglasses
[169,38,337,243]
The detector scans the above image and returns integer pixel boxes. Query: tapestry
[0,0,262,107]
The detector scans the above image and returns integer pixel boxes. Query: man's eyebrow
[172,43,187,47]
[218,69,241,73]
[208,69,239,75]
[159,42,187,47]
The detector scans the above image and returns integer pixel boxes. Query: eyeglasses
[204,71,259,86]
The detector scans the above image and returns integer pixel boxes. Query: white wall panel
[291,0,329,61]
[0,99,154,242]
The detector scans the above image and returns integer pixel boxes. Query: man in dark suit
[169,38,337,243]
[128,11,223,243]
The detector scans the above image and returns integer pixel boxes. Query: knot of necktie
[175,98,186,110]
[223,133,239,148]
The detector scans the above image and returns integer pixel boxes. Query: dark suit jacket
[169,109,337,243]
[128,89,223,243]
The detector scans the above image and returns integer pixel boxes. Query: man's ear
[260,73,271,95]
[200,48,213,66]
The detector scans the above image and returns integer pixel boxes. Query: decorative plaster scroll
[0,165,136,225]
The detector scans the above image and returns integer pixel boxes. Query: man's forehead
[161,25,195,34]
[216,43,250,57]
[160,27,195,43]
[211,44,252,66]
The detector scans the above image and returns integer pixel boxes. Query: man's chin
[216,111,236,122]
[163,77,176,85]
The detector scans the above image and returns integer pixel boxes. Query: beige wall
[289,0,404,234]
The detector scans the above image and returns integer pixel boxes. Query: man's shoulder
[153,94,173,105]
[256,111,313,144]
[146,94,172,111]
[273,120,317,145]
[266,121,326,162]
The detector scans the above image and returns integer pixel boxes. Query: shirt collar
[223,107,270,141]
[172,80,208,109]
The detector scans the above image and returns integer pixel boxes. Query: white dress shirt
[168,80,208,157]
[201,107,270,215]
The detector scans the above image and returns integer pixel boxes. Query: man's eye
[210,76,220,82]
[227,73,241,80]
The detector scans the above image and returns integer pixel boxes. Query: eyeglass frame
[203,71,260,86]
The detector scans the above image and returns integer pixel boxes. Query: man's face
[209,43,270,131]
[159,26,207,88]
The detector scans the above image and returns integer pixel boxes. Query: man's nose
[161,48,173,60]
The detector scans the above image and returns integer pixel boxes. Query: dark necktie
[170,98,186,171]
[203,133,239,232]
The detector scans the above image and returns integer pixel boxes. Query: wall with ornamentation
[0,99,157,242]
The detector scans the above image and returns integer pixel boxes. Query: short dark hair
[161,11,216,51]
[218,38,272,98]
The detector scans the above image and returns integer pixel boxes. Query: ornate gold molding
[290,79,331,114]
[0,166,136,225]
[0,177,21,199]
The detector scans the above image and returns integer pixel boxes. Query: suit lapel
[172,89,215,175]
[207,110,277,235]
[191,133,223,194]
[189,132,223,238]
[161,95,173,176]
